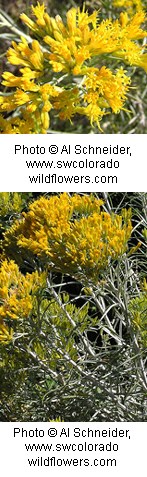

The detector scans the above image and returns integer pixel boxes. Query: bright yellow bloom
[43,9,147,74]
[132,53,147,72]
[0,260,46,320]
[0,321,13,344]
[82,66,131,113]
[0,260,46,343]
[0,78,60,133]
[0,112,44,134]
[2,68,39,92]
[7,37,45,71]
[4,194,133,283]
[0,3,146,132]
[53,87,80,121]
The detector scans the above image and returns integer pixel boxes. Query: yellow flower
[6,37,45,72]
[0,321,13,344]
[77,102,105,130]
[2,69,39,92]
[0,3,147,132]
[4,194,133,283]
[53,87,80,121]
[29,5,146,75]
[133,53,147,72]
[0,77,61,133]
[112,0,144,15]
[77,66,131,125]
[0,259,47,344]
[0,193,23,216]
[32,2,46,26]
[0,111,44,134]
[0,259,46,320]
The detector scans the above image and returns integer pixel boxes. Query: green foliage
[129,288,147,347]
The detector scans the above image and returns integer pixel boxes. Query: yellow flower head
[0,3,146,132]
[0,260,46,321]
[4,194,133,282]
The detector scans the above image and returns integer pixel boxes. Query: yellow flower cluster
[0,3,147,132]
[0,260,46,343]
[0,112,38,134]
[4,194,133,282]
[113,0,144,14]
[0,193,23,216]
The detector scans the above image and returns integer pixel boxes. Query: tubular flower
[53,87,80,122]
[0,80,60,133]
[0,260,46,343]
[0,3,146,132]
[43,9,147,73]
[3,194,133,282]
[0,112,42,134]
[79,67,131,122]
[6,38,45,72]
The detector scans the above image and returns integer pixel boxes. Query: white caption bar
[0,422,146,477]
[0,134,146,191]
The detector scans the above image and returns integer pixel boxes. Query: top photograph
[0,0,147,134]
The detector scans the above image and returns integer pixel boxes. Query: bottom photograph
[0,192,146,422]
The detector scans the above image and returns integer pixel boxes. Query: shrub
[0,192,146,421]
